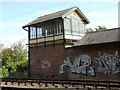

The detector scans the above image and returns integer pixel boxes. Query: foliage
[2,40,27,65]
[1,40,28,78]
[0,68,2,78]
[86,26,107,33]
[0,42,4,66]
[2,66,9,78]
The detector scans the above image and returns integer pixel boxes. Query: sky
[0,0,119,47]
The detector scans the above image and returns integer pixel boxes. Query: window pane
[50,23,53,35]
[72,19,79,35]
[58,20,62,34]
[41,24,45,37]
[55,21,57,35]
[37,27,42,38]
[30,27,36,39]
[79,21,85,36]
[64,18,71,34]
[47,23,50,36]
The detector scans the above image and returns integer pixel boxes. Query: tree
[1,40,28,78]
[2,66,9,78]
[86,28,94,33]
[2,40,27,65]
[86,26,107,33]
[0,42,4,77]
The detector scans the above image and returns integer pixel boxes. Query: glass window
[72,19,79,35]
[54,20,63,35]
[49,23,53,35]
[31,19,63,39]
[41,25,45,37]
[54,21,58,35]
[58,20,63,34]
[64,18,71,34]
[47,24,50,36]
[37,27,42,38]
[79,21,85,36]
[30,27,36,39]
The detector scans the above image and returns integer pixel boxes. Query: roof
[23,6,90,28]
[75,28,120,46]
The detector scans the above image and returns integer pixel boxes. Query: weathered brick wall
[30,42,120,80]
[30,45,65,79]
[82,42,119,57]
[62,42,120,80]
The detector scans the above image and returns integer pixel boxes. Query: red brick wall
[65,42,120,80]
[82,42,119,57]
[30,45,65,78]
[29,42,120,80]
[66,42,119,57]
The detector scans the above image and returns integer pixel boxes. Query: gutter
[22,26,28,31]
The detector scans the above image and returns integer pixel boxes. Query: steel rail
[0,78,120,89]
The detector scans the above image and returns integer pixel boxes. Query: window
[72,19,79,35]
[64,18,71,34]
[30,27,36,39]
[41,25,45,37]
[79,21,85,36]
[57,20,62,34]
[49,23,53,35]
[45,22,53,36]
[37,27,42,38]
[31,19,63,39]
[54,20,62,35]
[64,18,85,36]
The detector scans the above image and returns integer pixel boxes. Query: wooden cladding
[30,35,64,44]
[30,39,65,48]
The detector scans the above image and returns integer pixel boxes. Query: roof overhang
[62,6,90,24]
[22,6,90,29]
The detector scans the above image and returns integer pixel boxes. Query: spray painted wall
[59,42,120,80]
[60,54,95,76]
[60,51,120,76]
[95,51,120,74]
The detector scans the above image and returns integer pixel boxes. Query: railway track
[0,78,120,90]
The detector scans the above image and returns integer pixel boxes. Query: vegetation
[1,40,28,78]
[86,26,107,33]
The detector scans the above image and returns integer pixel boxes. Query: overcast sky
[0,0,119,47]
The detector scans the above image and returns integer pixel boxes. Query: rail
[0,78,120,89]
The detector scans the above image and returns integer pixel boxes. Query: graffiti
[41,60,50,69]
[60,51,120,76]
[95,51,120,74]
[59,54,95,76]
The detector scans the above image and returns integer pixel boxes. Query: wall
[60,42,120,80]
[30,42,120,80]
[30,45,65,79]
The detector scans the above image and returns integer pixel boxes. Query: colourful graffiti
[59,54,95,76]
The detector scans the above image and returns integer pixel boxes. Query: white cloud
[87,11,110,18]
[2,36,28,48]
[86,18,118,29]
[7,22,27,26]
[0,22,3,28]
[0,22,27,28]
[0,0,119,2]
[37,10,50,16]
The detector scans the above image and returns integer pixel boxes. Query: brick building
[23,6,120,80]
[64,28,120,80]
